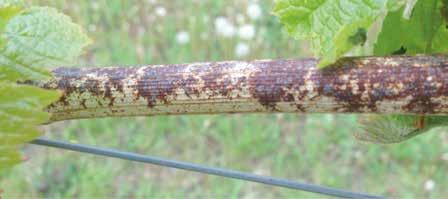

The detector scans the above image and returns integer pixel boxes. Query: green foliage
[1,7,91,81]
[356,115,448,143]
[3,1,448,197]
[0,83,60,169]
[0,1,90,171]
[273,0,448,65]
[275,0,448,143]
[0,6,21,34]
[365,0,448,143]
[442,0,448,22]
[273,0,406,67]
[375,0,448,55]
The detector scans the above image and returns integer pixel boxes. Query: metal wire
[30,138,386,199]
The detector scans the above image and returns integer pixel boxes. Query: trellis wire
[31,138,386,199]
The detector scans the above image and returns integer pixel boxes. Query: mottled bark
[37,55,448,122]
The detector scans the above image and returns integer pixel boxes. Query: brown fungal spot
[248,59,311,111]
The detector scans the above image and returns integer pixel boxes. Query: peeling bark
[36,55,448,122]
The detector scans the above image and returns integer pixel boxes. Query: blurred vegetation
[1,0,448,198]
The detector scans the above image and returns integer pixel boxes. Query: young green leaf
[0,4,90,172]
[356,115,448,143]
[0,7,91,81]
[0,4,22,34]
[442,0,448,23]
[273,0,396,68]
[362,0,448,144]
[0,0,24,6]
[0,0,24,48]
[402,0,418,19]
[374,0,448,55]
[0,83,60,170]
[387,0,408,11]
[0,149,21,170]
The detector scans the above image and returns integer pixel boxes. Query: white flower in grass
[235,42,250,57]
[238,24,255,40]
[214,16,236,38]
[155,6,166,17]
[424,180,435,192]
[176,31,190,44]
[247,3,262,20]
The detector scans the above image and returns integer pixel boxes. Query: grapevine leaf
[356,115,448,143]
[0,149,21,170]
[0,0,24,48]
[0,4,22,34]
[0,0,24,6]
[432,25,448,52]
[387,0,408,11]
[374,0,448,55]
[0,5,90,172]
[356,115,421,143]
[0,83,60,170]
[360,0,448,144]
[273,0,395,68]
[442,0,448,23]
[272,0,325,39]
[402,0,418,19]
[0,7,91,81]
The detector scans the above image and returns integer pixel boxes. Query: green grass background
[2,0,448,198]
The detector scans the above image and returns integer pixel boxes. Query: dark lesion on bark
[30,55,448,121]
